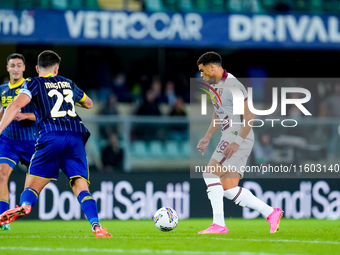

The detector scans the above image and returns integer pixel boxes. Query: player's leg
[71,177,111,237]
[198,157,228,234]
[21,175,50,205]
[221,137,283,233]
[63,131,111,237]
[0,138,21,230]
[0,163,14,230]
[71,177,100,229]
[222,171,274,215]
[221,171,283,233]
[1,132,62,225]
[18,131,61,209]
[0,164,13,205]
[0,175,49,225]
[16,139,42,209]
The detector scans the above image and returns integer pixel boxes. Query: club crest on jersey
[218,88,223,96]
[199,82,222,106]
[15,88,20,94]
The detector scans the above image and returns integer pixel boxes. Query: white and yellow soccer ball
[153,207,178,231]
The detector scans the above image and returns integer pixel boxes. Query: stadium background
[0,0,340,221]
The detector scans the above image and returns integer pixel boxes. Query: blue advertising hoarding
[7,171,340,220]
[1,9,340,48]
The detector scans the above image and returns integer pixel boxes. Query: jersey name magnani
[20,75,90,140]
[44,81,71,90]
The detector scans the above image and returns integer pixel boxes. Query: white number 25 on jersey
[48,89,76,118]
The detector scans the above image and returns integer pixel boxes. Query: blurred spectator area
[2,0,340,14]
[79,96,190,116]
[77,100,190,172]
[81,114,190,172]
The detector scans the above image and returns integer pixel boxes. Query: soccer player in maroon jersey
[196,52,283,234]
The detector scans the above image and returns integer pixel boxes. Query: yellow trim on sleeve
[78,93,87,103]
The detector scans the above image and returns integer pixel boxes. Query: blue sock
[0,200,9,214]
[20,188,39,207]
[77,191,99,229]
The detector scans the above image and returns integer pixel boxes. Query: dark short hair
[7,53,25,64]
[197,51,222,66]
[38,50,61,68]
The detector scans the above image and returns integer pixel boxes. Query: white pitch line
[0,246,309,255]
[207,237,340,245]
[0,235,338,245]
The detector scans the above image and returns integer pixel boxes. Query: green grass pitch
[0,218,339,255]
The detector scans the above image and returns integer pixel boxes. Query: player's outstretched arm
[76,94,93,109]
[0,94,31,134]
[197,111,220,156]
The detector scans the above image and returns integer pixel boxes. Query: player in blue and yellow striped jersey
[0,53,37,231]
[0,50,111,237]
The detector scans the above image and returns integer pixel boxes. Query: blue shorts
[0,136,36,168]
[28,131,89,183]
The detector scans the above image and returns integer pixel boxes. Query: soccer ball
[153,207,178,231]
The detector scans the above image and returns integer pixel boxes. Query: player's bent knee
[202,172,220,179]
[0,165,12,182]
[224,188,237,200]
[224,186,245,206]
[0,172,8,184]
[224,187,251,207]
